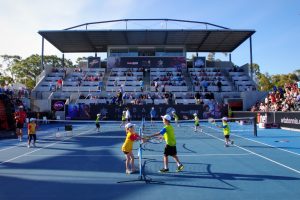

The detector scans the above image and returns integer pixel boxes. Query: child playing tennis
[146,114,184,173]
[193,113,201,132]
[217,117,234,147]
[121,123,142,174]
[119,111,126,128]
[27,118,37,148]
[172,111,180,127]
[95,114,101,132]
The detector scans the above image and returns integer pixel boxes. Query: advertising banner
[107,56,186,69]
[193,57,206,68]
[88,57,101,68]
[51,99,67,112]
[66,104,227,120]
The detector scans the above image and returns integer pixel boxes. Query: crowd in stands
[251,82,300,112]
[228,66,244,72]
[0,84,29,111]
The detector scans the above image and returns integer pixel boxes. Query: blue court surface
[0,121,300,200]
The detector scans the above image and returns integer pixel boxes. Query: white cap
[123,111,126,113]
[172,111,175,113]
[161,114,171,121]
[19,106,23,109]
[193,113,197,116]
[97,114,101,116]
[30,118,36,122]
[152,107,154,109]
[125,123,135,129]
[222,117,228,121]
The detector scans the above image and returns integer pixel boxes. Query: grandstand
[30,19,265,120]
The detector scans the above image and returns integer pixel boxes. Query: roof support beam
[164,31,168,45]
[83,32,96,52]
[197,32,211,51]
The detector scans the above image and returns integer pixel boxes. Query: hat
[97,114,101,116]
[30,118,36,122]
[125,123,135,129]
[172,111,175,113]
[19,106,23,109]
[161,114,171,121]
[193,113,197,116]
[123,111,126,113]
[222,117,228,121]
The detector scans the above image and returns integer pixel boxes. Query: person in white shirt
[125,108,131,122]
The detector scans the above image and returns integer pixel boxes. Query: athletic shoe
[159,168,169,173]
[126,170,131,174]
[176,164,184,172]
[231,141,234,145]
[27,145,30,148]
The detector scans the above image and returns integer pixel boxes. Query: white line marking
[0,127,92,152]
[0,128,93,165]
[232,134,300,156]
[201,124,300,175]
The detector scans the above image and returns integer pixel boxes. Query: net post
[138,127,143,180]
[253,116,257,137]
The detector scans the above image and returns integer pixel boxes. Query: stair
[103,68,111,91]
[144,68,151,92]
[182,69,193,92]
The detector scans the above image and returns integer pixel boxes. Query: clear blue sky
[0,0,299,74]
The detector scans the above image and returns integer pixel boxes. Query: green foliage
[207,52,215,61]
[253,63,299,91]
[0,54,74,89]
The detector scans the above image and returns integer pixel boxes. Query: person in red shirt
[15,106,27,141]
[57,78,63,89]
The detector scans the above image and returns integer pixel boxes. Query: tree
[44,55,74,68]
[207,52,215,61]
[0,55,22,77]
[76,57,87,65]
[5,54,74,89]
[257,73,272,91]
[250,63,261,76]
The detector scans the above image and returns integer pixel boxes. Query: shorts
[195,123,199,127]
[224,135,230,139]
[164,145,177,156]
[16,122,24,129]
[96,123,100,128]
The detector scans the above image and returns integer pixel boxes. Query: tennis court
[0,119,300,200]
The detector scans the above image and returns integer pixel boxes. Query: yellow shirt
[28,123,36,135]
[222,122,230,136]
[121,131,139,152]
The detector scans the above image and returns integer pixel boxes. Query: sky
[0,0,299,74]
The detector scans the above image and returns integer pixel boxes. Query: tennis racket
[143,135,163,144]
[208,118,216,125]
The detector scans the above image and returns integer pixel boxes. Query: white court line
[23,153,251,157]
[232,133,300,156]
[201,124,300,175]
[0,126,91,152]
[0,128,93,165]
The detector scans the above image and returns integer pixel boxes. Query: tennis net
[141,117,257,137]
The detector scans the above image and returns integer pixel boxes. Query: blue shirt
[150,109,156,117]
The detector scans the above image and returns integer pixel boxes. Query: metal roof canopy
[39,29,255,53]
